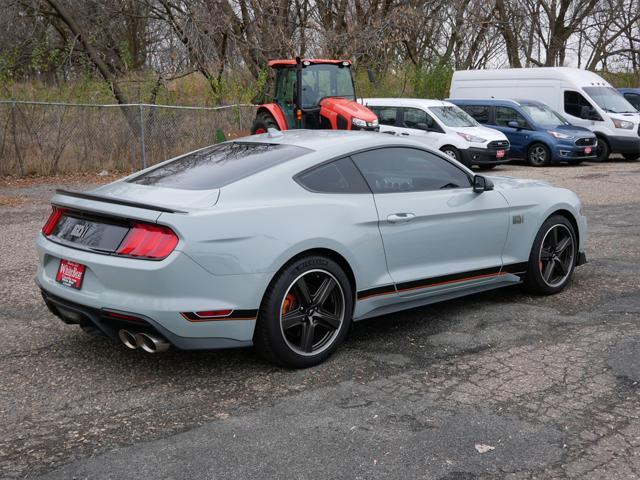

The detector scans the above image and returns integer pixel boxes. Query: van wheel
[594,138,610,162]
[253,255,353,368]
[527,143,550,167]
[440,146,464,164]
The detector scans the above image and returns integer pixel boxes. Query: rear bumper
[36,233,265,346]
[39,285,252,350]
[608,135,640,155]
[460,147,511,166]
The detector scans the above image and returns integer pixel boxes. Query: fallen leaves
[474,443,495,454]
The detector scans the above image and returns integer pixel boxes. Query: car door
[367,106,401,136]
[351,147,510,297]
[389,107,443,148]
[493,106,532,157]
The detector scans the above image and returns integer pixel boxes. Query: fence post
[139,103,147,169]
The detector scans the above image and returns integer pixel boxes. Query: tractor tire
[251,112,279,135]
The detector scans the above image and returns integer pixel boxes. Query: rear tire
[523,215,577,295]
[527,143,550,167]
[251,112,279,135]
[253,255,353,368]
[594,137,610,162]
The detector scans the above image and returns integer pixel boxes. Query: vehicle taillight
[116,223,178,260]
[42,206,67,236]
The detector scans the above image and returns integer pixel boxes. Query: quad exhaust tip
[118,329,170,353]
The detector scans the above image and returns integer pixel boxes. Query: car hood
[457,126,508,141]
[92,180,220,210]
[488,175,552,190]
[546,124,596,136]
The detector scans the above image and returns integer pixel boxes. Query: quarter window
[495,106,529,128]
[296,157,370,194]
[351,148,471,193]
[369,106,398,126]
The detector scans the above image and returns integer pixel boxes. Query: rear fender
[257,104,288,130]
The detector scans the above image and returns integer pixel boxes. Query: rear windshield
[128,142,312,190]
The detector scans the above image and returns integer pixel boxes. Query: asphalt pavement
[0,161,639,479]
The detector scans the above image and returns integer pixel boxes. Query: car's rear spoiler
[55,189,188,214]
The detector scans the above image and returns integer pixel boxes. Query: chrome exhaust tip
[135,332,170,354]
[118,329,139,349]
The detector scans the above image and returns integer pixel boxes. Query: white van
[449,67,640,161]
[363,98,510,169]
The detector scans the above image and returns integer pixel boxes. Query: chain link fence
[0,101,256,176]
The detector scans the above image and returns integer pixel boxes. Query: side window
[351,148,471,193]
[369,106,398,126]
[461,105,490,124]
[623,93,640,111]
[564,90,593,117]
[495,106,528,128]
[402,108,436,130]
[296,157,370,194]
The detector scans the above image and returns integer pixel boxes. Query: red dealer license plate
[496,150,505,159]
[584,146,592,155]
[56,259,86,290]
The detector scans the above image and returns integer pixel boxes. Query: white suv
[363,98,511,169]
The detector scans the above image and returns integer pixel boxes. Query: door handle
[400,132,410,136]
[387,213,416,223]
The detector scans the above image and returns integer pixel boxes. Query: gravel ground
[0,160,639,479]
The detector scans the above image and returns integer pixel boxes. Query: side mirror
[507,120,520,129]
[473,175,494,193]
[415,122,430,131]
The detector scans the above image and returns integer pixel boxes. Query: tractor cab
[251,58,378,134]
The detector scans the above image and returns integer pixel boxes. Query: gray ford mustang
[37,130,587,367]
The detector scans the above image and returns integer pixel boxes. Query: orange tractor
[251,58,379,134]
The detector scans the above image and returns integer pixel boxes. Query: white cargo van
[449,67,640,161]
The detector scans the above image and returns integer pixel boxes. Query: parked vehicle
[450,67,640,161]
[618,88,640,111]
[251,58,378,134]
[37,130,587,368]
[363,98,510,170]
[450,98,598,166]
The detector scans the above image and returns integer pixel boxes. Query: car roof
[362,98,454,108]
[268,59,351,68]
[238,129,428,152]
[449,98,522,107]
[618,87,640,93]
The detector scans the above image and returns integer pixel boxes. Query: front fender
[257,104,289,130]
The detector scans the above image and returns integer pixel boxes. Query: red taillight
[181,310,234,321]
[42,206,67,236]
[116,223,178,259]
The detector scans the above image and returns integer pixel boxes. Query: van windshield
[521,103,569,127]
[583,87,637,113]
[429,106,478,127]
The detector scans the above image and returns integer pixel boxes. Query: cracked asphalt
[1,160,639,479]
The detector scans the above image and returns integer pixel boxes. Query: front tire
[251,112,279,135]
[253,255,353,368]
[440,146,464,165]
[595,138,610,162]
[523,215,577,295]
[527,143,550,167]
